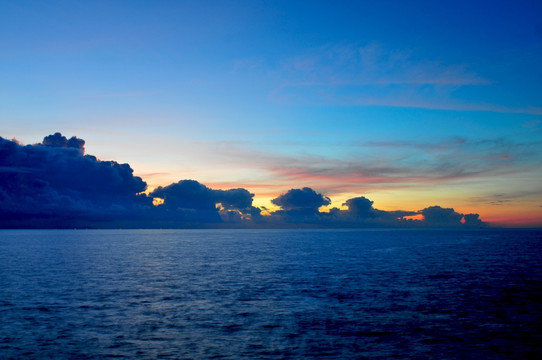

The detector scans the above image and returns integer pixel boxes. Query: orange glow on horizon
[152,197,164,206]
[481,214,542,227]
[402,214,424,221]
[135,168,542,227]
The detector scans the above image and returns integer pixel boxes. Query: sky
[1,0,542,227]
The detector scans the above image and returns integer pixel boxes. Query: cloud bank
[0,133,486,228]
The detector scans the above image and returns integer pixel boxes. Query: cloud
[151,180,220,212]
[463,213,484,227]
[194,136,542,193]
[247,136,542,197]
[263,184,487,228]
[0,133,487,228]
[265,42,542,115]
[271,187,331,215]
[0,134,262,227]
[42,132,86,152]
[216,187,257,211]
[469,189,542,206]
[279,42,487,87]
[419,206,464,227]
[343,196,376,219]
[332,195,418,227]
[149,180,260,224]
[266,187,483,228]
[0,134,149,227]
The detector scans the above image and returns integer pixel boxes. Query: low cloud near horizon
[0,133,485,229]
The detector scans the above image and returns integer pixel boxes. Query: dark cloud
[151,180,218,212]
[216,187,262,223]
[334,196,418,227]
[271,187,330,214]
[343,196,376,219]
[0,134,262,228]
[268,187,331,225]
[149,180,257,213]
[0,134,148,227]
[265,187,484,228]
[42,132,85,153]
[216,188,254,211]
[419,206,464,227]
[149,180,260,224]
[0,133,487,228]
[463,213,484,227]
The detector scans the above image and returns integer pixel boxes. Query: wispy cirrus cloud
[470,189,542,206]
[195,136,542,197]
[278,42,488,87]
[265,42,542,115]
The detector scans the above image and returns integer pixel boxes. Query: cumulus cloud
[419,206,464,227]
[463,213,484,227]
[0,134,263,228]
[149,180,260,223]
[343,196,376,219]
[271,187,331,217]
[216,188,254,211]
[0,134,148,227]
[0,133,487,228]
[151,180,219,211]
[333,196,416,227]
[265,187,484,228]
[42,132,85,153]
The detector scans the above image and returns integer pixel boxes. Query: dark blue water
[1,229,541,359]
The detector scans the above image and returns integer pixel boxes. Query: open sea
[1,229,541,359]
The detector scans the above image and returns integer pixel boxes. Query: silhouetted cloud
[265,187,484,228]
[419,206,464,227]
[151,180,219,211]
[271,187,330,216]
[463,213,484,227]
[149,180,259,223]
[0,133,487,228]
[217,188,253,209]
[0,134,148,227]
[343,197,376,219]
[325,196,416,227]
[42,132,85,152]
[215,187,262,222]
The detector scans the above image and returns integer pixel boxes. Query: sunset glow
[1,0,541,227]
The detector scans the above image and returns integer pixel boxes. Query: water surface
[1,229,541,359]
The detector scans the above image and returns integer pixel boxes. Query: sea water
[1,229,541,359]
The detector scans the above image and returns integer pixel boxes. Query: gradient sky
[1,0,542,226]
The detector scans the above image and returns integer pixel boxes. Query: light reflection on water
[1,229,541,359]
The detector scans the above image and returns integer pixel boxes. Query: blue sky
[1,0,541,225]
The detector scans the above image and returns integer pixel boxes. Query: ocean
[1,229,541,359]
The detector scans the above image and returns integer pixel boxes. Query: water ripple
[1,229,541,359]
